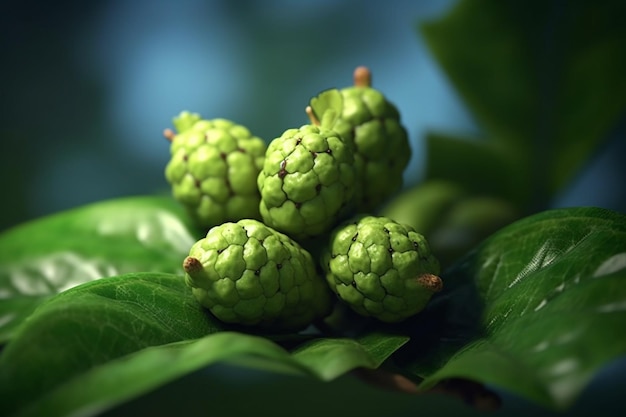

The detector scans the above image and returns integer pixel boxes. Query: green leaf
[395,207,626,410]
[379,179,466,233]
[0,270,410,417]
[0,195,201,343]
[291,332,409,381]
[308,88,343,126]
[419,0,626,207]
[15,333,473,417]
[423,132,528,208]
[0,272,223,417]
[10,332,312,417]
[379,179,519,269]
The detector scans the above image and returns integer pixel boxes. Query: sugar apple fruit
[321,215,442,323]
[183,218,333,332]
[307,66,411,212]
[164,111,266,229]
[257,124,356,240]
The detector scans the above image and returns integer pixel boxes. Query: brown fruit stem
[163,128,176,142]
[352,367,419,394]
[417,273,443,293]
[305,105,321,126]
[183,256,203,275]
[429,378,502,411]
[352,368,501,412]
[353,66,372,87]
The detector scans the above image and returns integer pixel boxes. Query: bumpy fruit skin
[321,215,442,323]
[322,86,411,212]
[165,112,266,229]
[183,219,333,332]
[257,124,356,240]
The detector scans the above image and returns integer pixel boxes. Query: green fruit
[183,219,333,332]
[172,110,202,133]
[257,124,356,240]
[164,111,267,229]
[321,215,442,323]
[308,67,411,212]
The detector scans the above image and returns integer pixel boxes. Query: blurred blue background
[2,0,623,232]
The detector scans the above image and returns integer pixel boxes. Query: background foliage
[1,0,625,232]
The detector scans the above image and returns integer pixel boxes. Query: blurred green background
[1,0,624,233]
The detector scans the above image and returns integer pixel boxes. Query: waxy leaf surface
[0,195,201,343]
[0,272,408,417]
[395,207,626,410]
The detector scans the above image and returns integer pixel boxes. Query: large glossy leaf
[11,332,410,417]
[419,0,626,207]
[0,195,201,343]
[0,272,223,417]
[393,207,626,411]
[10,332,310,417]
[0,271,409,417]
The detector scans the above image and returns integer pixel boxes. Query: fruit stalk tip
[305,105,321,126]
[353,66,371,87]
[163,128,176,142]
[183,256,203,274]
[417,273,443,293]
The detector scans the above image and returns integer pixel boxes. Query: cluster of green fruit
[163,67,442,333]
